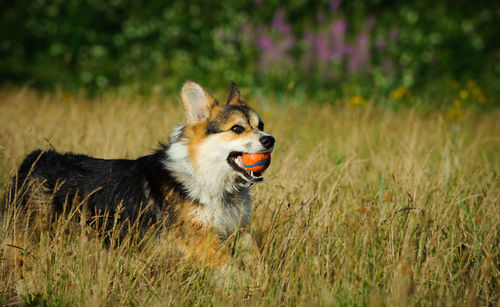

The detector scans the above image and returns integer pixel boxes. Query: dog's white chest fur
[191,191,251,238]
[164,135,252,238]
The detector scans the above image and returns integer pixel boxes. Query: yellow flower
[459,90,469,100]
[447,108,464,120]
[390,86,412,101]
[447,103,465,120]
[475,92,486,103]
[472,88,486,103]
[466,79,477,90]
[349,95,368,106]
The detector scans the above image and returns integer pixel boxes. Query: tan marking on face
[184,121,210,170]
[219,113,250,131]
[185,105,247,170]
[217,129,256,143]
[184,105,264,172]
[220,108,257,130]
[219,111,260,139]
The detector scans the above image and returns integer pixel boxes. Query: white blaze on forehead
[236,119,246,126]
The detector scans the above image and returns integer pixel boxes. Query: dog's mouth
[227,152,264,182]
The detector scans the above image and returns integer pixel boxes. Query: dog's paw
[212,263,250,290]
[233,232,264,274]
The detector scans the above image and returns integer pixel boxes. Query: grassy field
[0,88,498,306]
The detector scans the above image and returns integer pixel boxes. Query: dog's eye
[258,121,264,131]
[230,125,245,134]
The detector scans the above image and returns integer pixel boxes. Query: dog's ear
[181,81,218,123]
[227,83,246,106]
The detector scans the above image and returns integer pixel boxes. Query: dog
[5,81,275,268]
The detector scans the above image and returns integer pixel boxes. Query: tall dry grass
[0,88,498,306]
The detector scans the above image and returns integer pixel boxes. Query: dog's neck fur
[162,127,251,239]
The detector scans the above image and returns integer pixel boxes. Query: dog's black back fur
[11,147,188,233]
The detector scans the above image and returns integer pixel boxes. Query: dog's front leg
[176,224,231,269]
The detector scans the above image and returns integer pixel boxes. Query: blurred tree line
[0,0,498,102]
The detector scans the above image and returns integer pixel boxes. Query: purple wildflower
[268,46,283,59]
[330,0,341,13]
[257,35,273,50]
[271,9,291,35]
[316,12,325,23]
[365,14,376,29]
[342,43,354,56]
[331,19,347,36]
[304,31,315,46]
[348,32,371,73]
[283,33,296,49]
[301,31,316,69]
[375,38,386,51]
[348,56,360,73]
[389,29,399,42]
[330,20,346,60]
[316,33,331,62]
[357,33,369,49]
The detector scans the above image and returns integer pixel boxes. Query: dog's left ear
[227,83,246,106]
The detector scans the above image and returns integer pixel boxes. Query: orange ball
[241,152,271,173]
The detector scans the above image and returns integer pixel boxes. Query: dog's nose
[259,135,275,149]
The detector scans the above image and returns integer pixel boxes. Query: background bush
[0,0,498,103]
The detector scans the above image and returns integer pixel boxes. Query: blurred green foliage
[0,0,498,103]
